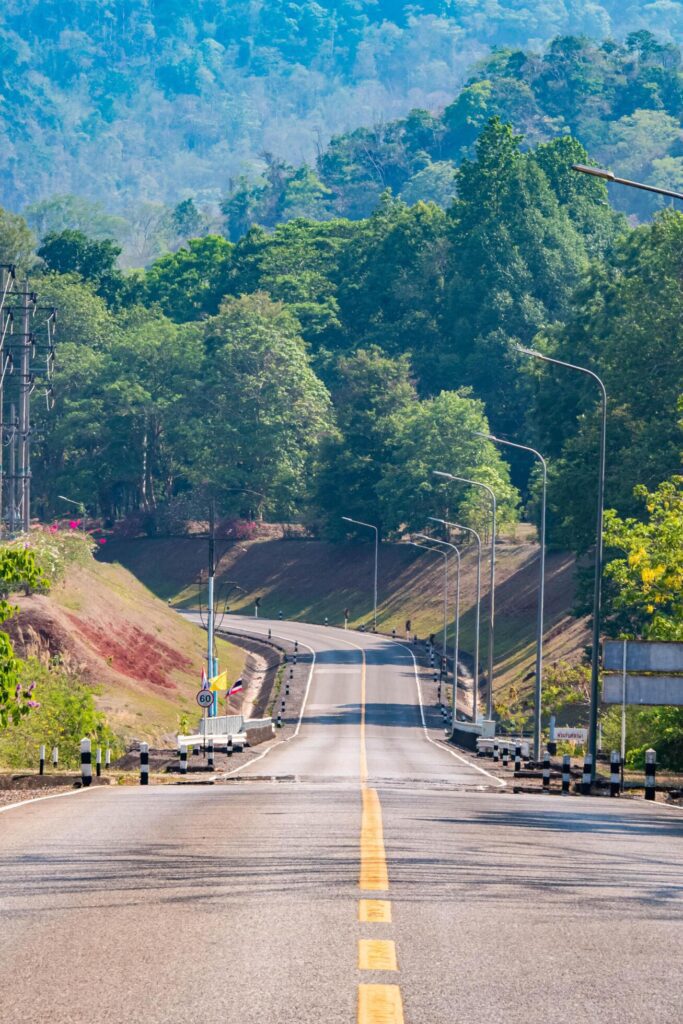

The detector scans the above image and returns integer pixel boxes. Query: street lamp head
[473,429,496,442]
[572,163,615,181]
[427,516,446,527]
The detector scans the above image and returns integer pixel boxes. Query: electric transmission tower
[0,265,56,534]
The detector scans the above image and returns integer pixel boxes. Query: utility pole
[17,284,35,532]
[8,403,16,533]
[207,499,217,717]
[0,265,16,536]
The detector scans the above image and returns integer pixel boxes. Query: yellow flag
[209,669,228,691]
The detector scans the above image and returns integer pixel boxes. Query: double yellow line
[357,650,404,1024]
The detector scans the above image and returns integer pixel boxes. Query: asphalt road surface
[1,618,681,1024]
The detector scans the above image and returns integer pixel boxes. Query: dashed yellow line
[358,939,398,971]
[358,984,405,1024]
[359,899,392,923]
[356,642,404,1024]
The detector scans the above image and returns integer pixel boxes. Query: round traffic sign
[196,690,213,708]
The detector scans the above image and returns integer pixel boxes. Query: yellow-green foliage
[0,658,120,770]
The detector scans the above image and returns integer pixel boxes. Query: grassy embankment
[100,530,589,699]
[5,531,245,748]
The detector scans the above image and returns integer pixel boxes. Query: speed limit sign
[196,690,213,708]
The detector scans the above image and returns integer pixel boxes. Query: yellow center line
[359,899,392,923]
[355,641,404,1024]
[358,984,405,1024]
[358,939,398,971]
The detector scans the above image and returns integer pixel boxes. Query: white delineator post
[140,742,149,785]
[562,754,571,794]
[581,752,593,796]
[51,745,58,770]
[644,748,656,801]
[39,744,45,776]
[610,750,621,797]
[179,744,188,774]
[80,738,92,788]
[542,751,551,791]
[96,747,102,778]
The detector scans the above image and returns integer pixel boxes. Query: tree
[314,347,416,536]
[602,474,683,769]
[25,194,128,244]
[144,236,234,322]
[196,293,334,519]
[0,207,36,273]
[537,210,683,551]
[603,475,683,640]
[37,230,128,306]
[0,548,48,729]
[377,389,520,534]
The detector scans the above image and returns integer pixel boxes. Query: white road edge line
[219,627,317,777]
[386,637,506,789]
[0,785,98,815]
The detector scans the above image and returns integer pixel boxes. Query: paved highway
[1,618,681,1023]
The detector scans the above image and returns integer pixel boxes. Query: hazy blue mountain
[2,1,682,228]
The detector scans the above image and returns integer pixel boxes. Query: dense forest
[1,113,679,594]
[3,4,683,259]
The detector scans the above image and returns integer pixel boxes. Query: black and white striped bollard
[80,738,92,788]
[610,750,621,797]
[392,628,396,640]
[324,616,328,626]
[645,748,656,801]
[285,683,290,697]
[179,744,188,774]
[502,748,509,768]
[227,735,233,757]
[193,743,200,757]
[140,742,149,785]
[51,745,58,771]
[542,751,551,791]
[581,752,593,796]
[96,746,102,777]
[514,745,522,772]
[493,742,499,764]
[207,739,214,770]
[277,713,282,728]
[562,754,571,794]
[289,666,293,679]
[268,628,272,640]
[294,640,298,653]
[39,744,45,776]
[105,748,111,770]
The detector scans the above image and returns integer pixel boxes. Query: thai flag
[201,667,210,690]
[228,678,243,696]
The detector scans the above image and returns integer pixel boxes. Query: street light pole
[434,471,497,721]
[517,346,607,775]
[428,517,481,725]
[475,433,547,761]
[341,516,379,631]
[404,540,448,657]
[572,163,683,202]
[416,533,460,736]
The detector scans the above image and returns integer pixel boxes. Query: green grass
[100,536,585,698]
